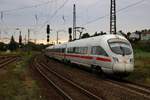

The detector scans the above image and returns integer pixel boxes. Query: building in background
[129,30,150,41]
[141,30,150,40]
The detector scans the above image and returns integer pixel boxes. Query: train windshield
[108,39,132,55]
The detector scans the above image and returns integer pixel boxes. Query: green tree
[0,42,7,51]
[81,33,90,39]
[92,31,107,37]
[93,32,98,36]
[19,32,22,47]
[126,32,131,41]
[8,35,18,51]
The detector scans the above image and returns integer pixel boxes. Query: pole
[28,29,30,54]
[57,31,58,44]
[25,35,26,45]
[0,30,1,42]
[110,0,116,34]
[28,29,30,43]
[19,30,22,48]
[56,30,66,44]
[73,4,76,40]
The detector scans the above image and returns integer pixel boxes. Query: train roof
[46,34,128,49]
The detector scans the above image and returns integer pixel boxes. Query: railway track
[32,55,150,100]
[33,56,103,100]
[103,79,150,99]
[43,55,150,99]
[0,55,19,68]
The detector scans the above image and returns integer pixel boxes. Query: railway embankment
[126,42,150,86]
[0,52,47,100]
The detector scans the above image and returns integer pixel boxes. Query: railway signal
[47,24,50,34]
[47,38,49,43]
[68,27,72,42]
[47,35,50,42]
[46,24,51,43]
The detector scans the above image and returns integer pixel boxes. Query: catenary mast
[110,0,116,34]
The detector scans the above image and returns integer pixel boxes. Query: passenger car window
[67,47,88,54]
[67,47,75,53]
[75,47,80,54]
[91,46,108,56]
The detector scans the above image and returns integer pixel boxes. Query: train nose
[113,63,134,73]
[112,57,134,74]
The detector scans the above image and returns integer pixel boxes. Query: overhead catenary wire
[0,0,145,28]
[32,0,48,3]
[38,0,69,31]
[0,0,53,13]
[0,0,54,27]
[0,0,149,43]
[33,0,147,42]
[0,0,55,37]
[81,0,146,26]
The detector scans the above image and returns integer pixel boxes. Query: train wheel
[96,66,103,74]
[90,65,96,73]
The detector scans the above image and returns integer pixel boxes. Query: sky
[0,0,150,44]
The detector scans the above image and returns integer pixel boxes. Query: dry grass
[0,52,45,100]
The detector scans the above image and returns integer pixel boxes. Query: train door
[91,46,99,66]
[91,46,112,70]
[90,46,96,66]
[63,44,67,60]
[79,47,91,67]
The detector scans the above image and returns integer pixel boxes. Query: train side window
[67,48,73,53]
[75,47,88,54]
[75,47,80,54]
[79,47,82,54]
[82,47,88,54]
[70,48,74,53]
[62,48,65,53]
[67,48,71,53]
[91,46,108,56]
[67,47,88,54]
[91,47,96,55]
[68,48,70,53]
[72,47,74,53]
[84,47,88,54]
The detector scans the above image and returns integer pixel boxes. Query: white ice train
[45,34,134,76]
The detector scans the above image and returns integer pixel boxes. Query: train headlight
[113,57,119,63]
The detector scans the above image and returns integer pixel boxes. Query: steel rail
[33,57,73,100]
[0,57,19,68]
[104,79,150,99]
[0,57,14,64]
[39,61,103,100]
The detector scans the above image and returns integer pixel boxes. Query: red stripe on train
[66,54,111,62]
[96,57,111,62]
[50,53,112,62]
[65,54,93,60]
